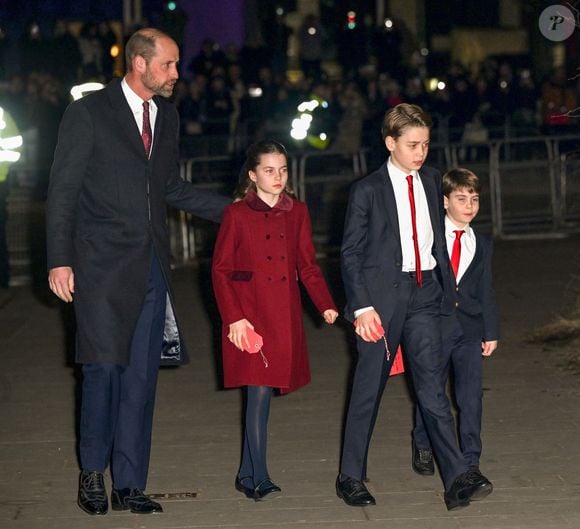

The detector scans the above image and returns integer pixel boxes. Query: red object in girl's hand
[243,328,263,354]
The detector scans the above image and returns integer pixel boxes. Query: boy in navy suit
[335,104,493,510]
[411,168,499,482]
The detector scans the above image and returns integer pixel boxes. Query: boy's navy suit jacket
[440,228,500,342]
[341,162,448,326]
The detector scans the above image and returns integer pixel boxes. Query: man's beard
[141,69,175,98]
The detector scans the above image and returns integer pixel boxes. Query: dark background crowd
[1,15,579,181]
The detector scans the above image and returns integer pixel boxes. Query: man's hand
[48,266,75,302]
[355,309,383,342]
[482,340,498,357]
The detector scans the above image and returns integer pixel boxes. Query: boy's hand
[482,340,498,357]
[323,309,339,324]
[355,310,383,342]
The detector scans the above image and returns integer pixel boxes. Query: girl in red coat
[212,140,338,500]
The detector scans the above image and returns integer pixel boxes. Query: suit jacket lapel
[461,230,483,281]
[381,164,401,237]
[150,95,166,159]
[106,79,150,160]
[419,169,442,237]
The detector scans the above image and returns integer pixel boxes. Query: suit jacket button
[395,261,401,267]
[393,282,399,288]
[265,234,270,239]
[267,256,272,260]
[281,276,287,281]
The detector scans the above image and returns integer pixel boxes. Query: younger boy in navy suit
[411,168,499,482]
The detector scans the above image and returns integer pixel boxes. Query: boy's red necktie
[406,174,422,287]
[450,230,465,278]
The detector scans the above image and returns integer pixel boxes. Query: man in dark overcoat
[46,28,229,515]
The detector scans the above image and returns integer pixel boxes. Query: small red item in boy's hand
[354,319,384,341]
[242,327,263,354]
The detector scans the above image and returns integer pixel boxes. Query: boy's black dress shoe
[111,488,163,514]
[335,475,376,506]
[78,470,108,515]
[253,478,281,501]
[444,469,493,510]
[412,440,435,476]
[234,475,254,499]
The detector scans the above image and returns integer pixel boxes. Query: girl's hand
[323,309,339,324]
[228,319,254,351]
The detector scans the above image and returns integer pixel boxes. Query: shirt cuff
[354,306,374,319]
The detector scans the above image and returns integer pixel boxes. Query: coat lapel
[106,79,150,160]
[150,95,166,159]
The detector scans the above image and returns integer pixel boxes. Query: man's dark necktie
[142,100,152,157]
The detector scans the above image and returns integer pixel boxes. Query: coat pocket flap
[230,270,253,281]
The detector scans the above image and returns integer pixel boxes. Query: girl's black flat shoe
[234,476,254,499]
[253,478,281,501]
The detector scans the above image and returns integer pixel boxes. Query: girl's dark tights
[238,385,273,488]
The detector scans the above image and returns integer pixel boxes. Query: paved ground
[1,235,580,529]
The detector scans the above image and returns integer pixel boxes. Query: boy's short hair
[381,103,432,140]
[442,168,481,196]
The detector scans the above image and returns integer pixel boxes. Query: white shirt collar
[387,158,419,182]
[445,215,472,238]
[121,77,155,113]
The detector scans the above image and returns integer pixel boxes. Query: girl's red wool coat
[211,190,337,394]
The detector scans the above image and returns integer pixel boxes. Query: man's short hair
[125,28,171,72]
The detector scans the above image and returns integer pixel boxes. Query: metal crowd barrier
[5,134,579,281]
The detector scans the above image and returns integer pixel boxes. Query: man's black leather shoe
[253,478,281,501]
[465,468,493,501]
[335,475,376,506]
[444,469,493,510]
[412,440,435,476]
[234,475,254,499]
[78,471,108,515]
[111,488,163,514]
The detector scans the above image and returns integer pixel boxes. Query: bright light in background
[110,44,120,58]
[275,7,284,16]
[427,79,447,92]
[70,82,105,101]
[248,86,263,98]
[420,47,429,56]
[297,100,320,112]
[347,11,356,30]
[384,18,393,29]
[308,26,316,35]
[167,1,177,11]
